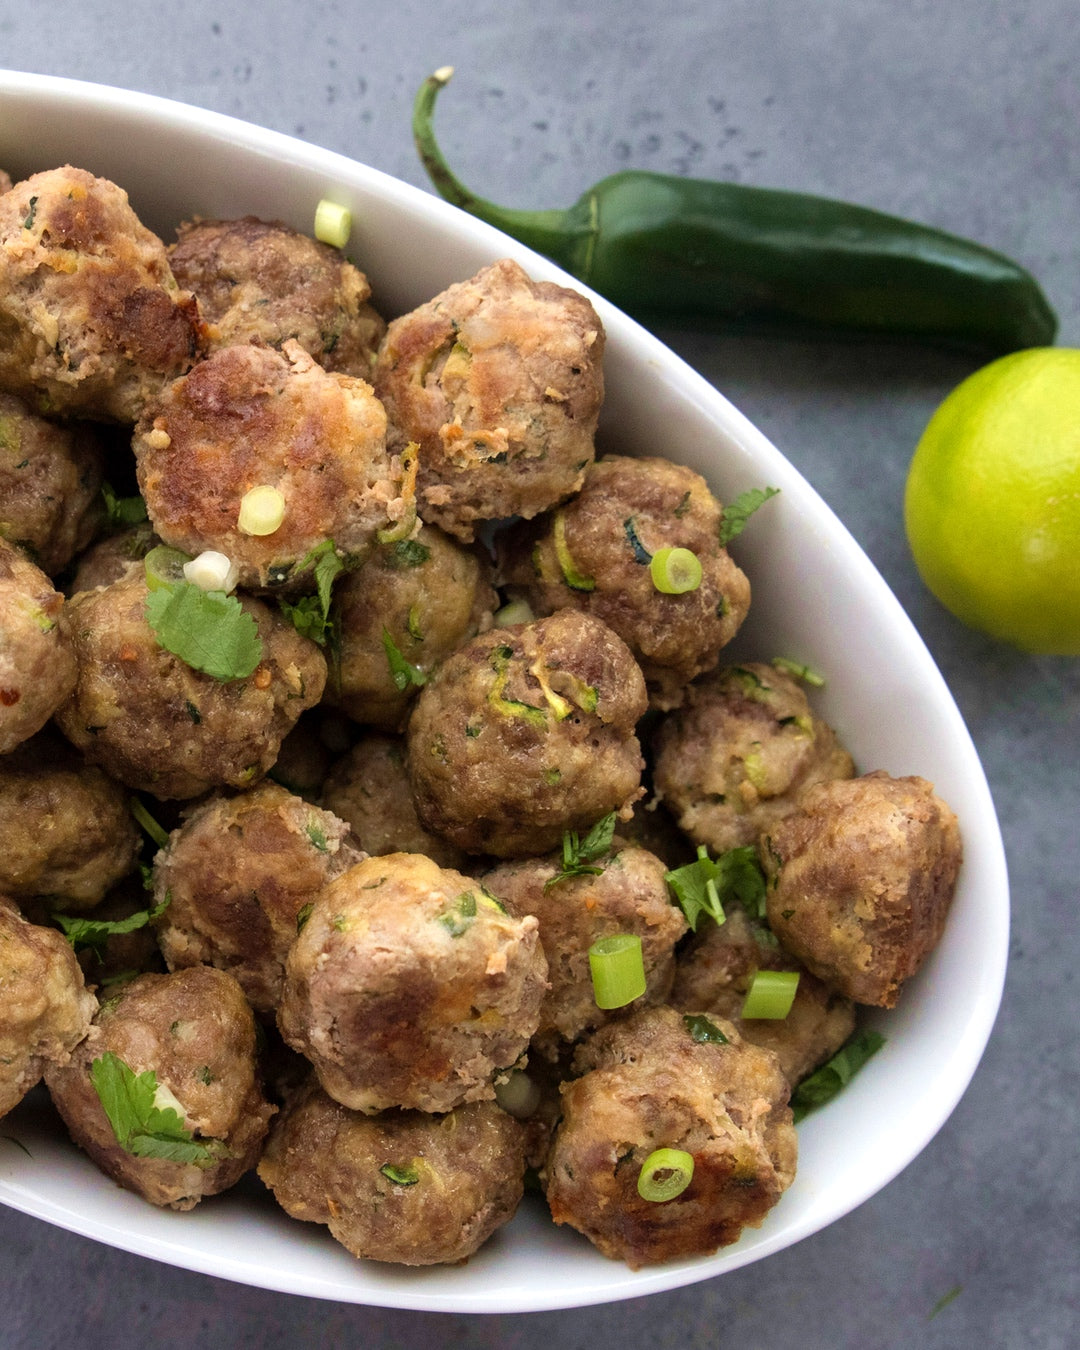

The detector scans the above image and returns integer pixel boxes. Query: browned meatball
[277,852,548,1114]
[544,1006,797,1268]
[328,524,497,730]
[498,455,752,709]
[67,521,158,594]
[265,711,334,802]
[652,661,855,853]
[168,215,385,376]
[670,906,856,1084]
[45,965,274,1210]
[483,843,687,1057]
[0,393,104,574]
[55,570,326,799]
[133,341,402,590]
[373,258,604,540]
[0,538,77,753]
[258,1078,525,1265]
[0,732,140,909]
[0,167,203,422]
[0,896,97,1119]
[320,733,469,870]
[0,170,11,196]
[762,772,963,1007]
[152,783,363,1012]
[406,611,647,858]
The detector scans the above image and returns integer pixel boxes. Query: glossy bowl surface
[0,71,1008,1313]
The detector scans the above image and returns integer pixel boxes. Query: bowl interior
[0,71,1008,1313]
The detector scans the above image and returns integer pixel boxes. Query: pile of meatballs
[0,164,962,1272]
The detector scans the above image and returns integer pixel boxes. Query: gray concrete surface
[2,1,1078,1346]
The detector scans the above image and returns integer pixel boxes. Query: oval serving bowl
[0,71,1008,1313]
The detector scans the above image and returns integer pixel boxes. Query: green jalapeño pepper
[413,68,1057,353]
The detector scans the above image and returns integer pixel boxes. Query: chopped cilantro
[89,1051,228,1166]
[790,1029,886,1122]
[296,902,314,933]
[544,812,617,890]
[278,539,345,647]
[683,1013,729,1044]
[665,843,768,928]
[718,486,779,546]
[52,895,170,962]
[22,195,37,230]
[382,628,427,692]
[146,581,262,682]
[384,538,431,569]
[306,819,329,852]
[101,482,149,530]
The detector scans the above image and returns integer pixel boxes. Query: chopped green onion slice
[553,509,595,591]
[588,933,646,1010]
[494,1069,541,1119]
[237,485,286,536]
[741,969,800,1020]
[130,796,170,850]
[144,545,191,592]
[637,1147,694,1202]
[314,198,352,249]
[183,550,239,594]
[379,1162,419,1186]
[649,546,702,594]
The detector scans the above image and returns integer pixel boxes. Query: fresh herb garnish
[683,1013,729,1044]
[789,1029,886,1122]
[101,482,149,530]
[89,1051,228,1165]
[146,581,262,682]
[771,656,825,687]
[296,902,314,933]
[545,812,617,890]
[130,796,171,850]
[384,537,431,569]
[382,628,427,692]
[277,539,346,647]
[717,486,779,546]
[22,195,37,230]
[665,844,768,928]
[52,896,170,961]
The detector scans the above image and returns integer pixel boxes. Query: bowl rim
[0,68,1010,1313]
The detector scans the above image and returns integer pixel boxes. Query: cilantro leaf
[382,628,427,692]
[89,1051,227,1167]
[101,482,149,530]
[53,895,170,961]
[790,1029,886,1122]
[544,812,617,890]
[718,486,779,546]
[146,581,262,682]
[683,1013,729,1044]
[278,593,332,646]
[665,844,768,929]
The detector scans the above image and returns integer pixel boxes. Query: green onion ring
[637,1147,694,1202]
[588,933,646,1009]
[649,546,703,594]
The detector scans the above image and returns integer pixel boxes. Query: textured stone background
[1,2,1077,1346]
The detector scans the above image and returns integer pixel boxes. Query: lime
[903,347,1080,655]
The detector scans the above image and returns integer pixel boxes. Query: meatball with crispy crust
[0,166,203,422]
[0,896,97,1119]
[321,733,469,870]
[0,538,77,754]
[169,215,385,376]
[0,731,140,909]
[483,842,687,1058]
[0,393,105,575]
[652,661,855,853]
[54,570,326,799]
[133,340,403,590]
[152,783,363,1012]
[544,1005,797,1268]
[670,907,856,1085]
[373,258,605,540]
[761,772,962,1008]
[277,852,548,1114]
[407,611,647,858]
[498,455,752,709]
[327,524,497,730]
[258,1078,526,1266]
[45,965,274,1210]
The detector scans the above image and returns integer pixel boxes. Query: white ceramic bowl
[0,71,1008,1313]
